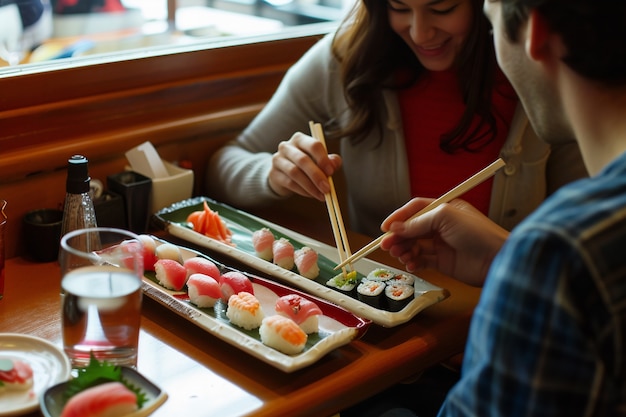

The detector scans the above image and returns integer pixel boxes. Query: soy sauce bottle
[61,155,98,237]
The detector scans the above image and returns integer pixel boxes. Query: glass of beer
[59,227,143,368]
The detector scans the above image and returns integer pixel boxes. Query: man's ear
[525,9,553,62]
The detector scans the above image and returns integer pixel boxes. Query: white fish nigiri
[272,238,294,270]
[294,246,319,279]
[252,228,275,261]
[60,381,137,417]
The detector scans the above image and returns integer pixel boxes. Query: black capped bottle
[61,155,98,237]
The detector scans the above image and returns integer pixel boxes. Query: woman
[206,0,586,237]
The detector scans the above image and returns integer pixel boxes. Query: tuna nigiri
[259,315,307,355]
[137,235,158,271]
[294,246,320,279]
[187,273,221,308]
[275,294,322,334]
[0,358,33,391]
[252,228,275,261]
[60,381,138,417]
[219,271,254,302]
[184,257,220,281]
[154,259,187,291]
[272,238,295,270]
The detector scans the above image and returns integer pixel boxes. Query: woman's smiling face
[387,0,474,72]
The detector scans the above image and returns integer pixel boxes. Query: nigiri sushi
[272,238,294,270]
[219,271,254,302]
[226,292,264,330]
[184,257,220,281]
[252,228,274,261]
[137,234,157,271]
[294,246,319,279]
[155,243,183,264]
[187,273,221,308]
[154,259,187,291]
[275,294,322,334]
[0,358,33,391]
[60,381,138,417]
[259,315,307,355]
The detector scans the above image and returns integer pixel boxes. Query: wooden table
[0,226,480,417]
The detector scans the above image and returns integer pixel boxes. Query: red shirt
[399,69,517,215]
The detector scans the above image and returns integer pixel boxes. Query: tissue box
[150,161,194,213]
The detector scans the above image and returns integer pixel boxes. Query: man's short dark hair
[497,0,626,85]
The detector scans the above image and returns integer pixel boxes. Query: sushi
[187,273,221,308]
[389,272,415,286]
[366,268,395,283]
[137,234,157,271]
[154,259,187,291]
[0,358,33,391]
[226,292,265,330]
[252,228,274,261]
[272,238,295,270]
[155,242,183,264]
[356,279,386,308]
[275,294,322,334]
[219,271,254,302]
[184,257,220,281]
[326,270,358,295]
[60,381,137,417]
[259,315,307,355]
[385,283,415,312]
[294,246,320,279]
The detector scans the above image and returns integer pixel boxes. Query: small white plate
[0,334,71,417]
[40,366,167,417]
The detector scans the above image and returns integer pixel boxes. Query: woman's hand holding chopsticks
[380,197,509,287]
[268,131,342,201]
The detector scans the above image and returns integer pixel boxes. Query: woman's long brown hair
[328,0,505,153]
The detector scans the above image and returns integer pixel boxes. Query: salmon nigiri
[272,238,295,270]
[252,228,275,261]
[275,294,322,334]
[60,381,138,417]
[294,246,320,279]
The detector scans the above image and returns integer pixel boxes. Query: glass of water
[59,227,144,368]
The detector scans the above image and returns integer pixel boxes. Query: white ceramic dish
[155,197,450,327]
[0,334,71,417]
[141,242,370,373]
[40,366,167,417]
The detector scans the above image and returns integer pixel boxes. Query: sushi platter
[154,197,449,327]
[141,241,371,373]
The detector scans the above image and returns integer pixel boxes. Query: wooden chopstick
[309,121,353,273]
[334,158,506,270]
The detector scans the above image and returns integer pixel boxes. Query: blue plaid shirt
[439,152,626,416]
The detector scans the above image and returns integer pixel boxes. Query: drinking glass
[0,200,6,301]
[59,227,143,367]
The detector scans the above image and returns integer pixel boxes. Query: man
[380,0,626,415]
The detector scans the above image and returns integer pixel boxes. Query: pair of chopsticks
[309,121,353,274]
[334,158,506,270]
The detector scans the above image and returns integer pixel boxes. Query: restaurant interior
[0,1,482,416]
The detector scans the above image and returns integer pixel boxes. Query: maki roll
[389,272,415,286]
[385,284,415,312]
[326,270,358,296]
[356,279,386,309]
[366,268,395,283]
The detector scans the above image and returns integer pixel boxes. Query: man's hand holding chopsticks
[268,131,342,202]
[380,198,509,287]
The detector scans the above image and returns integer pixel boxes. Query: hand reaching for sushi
[380,197,509,287]
[268,132,342,202]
